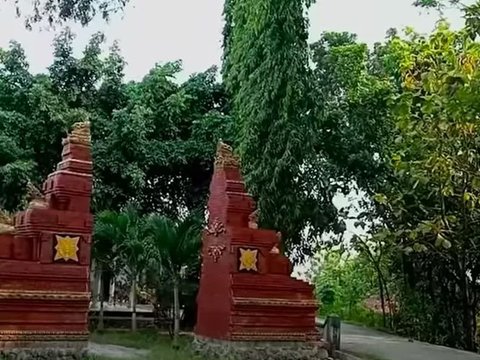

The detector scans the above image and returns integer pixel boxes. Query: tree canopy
[0,28,233,216]
[8,0,130,29]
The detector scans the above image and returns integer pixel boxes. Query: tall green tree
[93,62,233,214]
[310,31,394,193]
[224,0,339,258]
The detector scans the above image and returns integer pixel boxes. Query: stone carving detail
[67,121,91,146]
[0,210,14,234]
[248,210,259,229]
[206,218,226,237]
[54,235,80,262]
[270,232,282,254]
[214,141,240,168]
[0,330,88,341]
[26,181,48,209]
[232,297,317,307]
[208,245,226,263]
[0,290,90,300]
[270,244,280,255]
[239,248,259,272]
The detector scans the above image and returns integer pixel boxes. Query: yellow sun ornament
[54,235,80,262]
[239,248,258,272]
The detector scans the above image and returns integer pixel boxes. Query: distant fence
[89,309,155,330]
[88,306,184,335]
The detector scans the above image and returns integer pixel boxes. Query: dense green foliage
[313,251,386,329]
[315,252,375,316]
[312,18,480,351]
[371,22,480,350]
[0,29,233,215]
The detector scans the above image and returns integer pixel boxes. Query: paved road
[341,322,480,360]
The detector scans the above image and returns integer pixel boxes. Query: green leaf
[373,193,388,205]
[442,238,452,249]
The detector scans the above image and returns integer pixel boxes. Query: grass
[89,329,204,360]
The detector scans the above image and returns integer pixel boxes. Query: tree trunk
[462,305,476,351]
[99,289,105,330]
[461,277,477,351]
[173,278,181,349]
[378,273,387,328]
[383,277,394,330]
[98,265,105,331]
[131,276,137,332]
[90,260,100,308]
[109,276,116,306]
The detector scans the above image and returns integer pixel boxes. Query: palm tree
[145,213,202,347]
[94,206,152,332]
[93,210,122,330]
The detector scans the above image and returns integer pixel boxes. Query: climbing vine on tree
[223,0,343,258]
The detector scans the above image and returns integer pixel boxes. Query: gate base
[193,336,330,360]
[0,341,88,360]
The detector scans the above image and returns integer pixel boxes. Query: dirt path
[87,342,149,359]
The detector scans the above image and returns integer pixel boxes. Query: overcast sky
[0,0,466,82]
